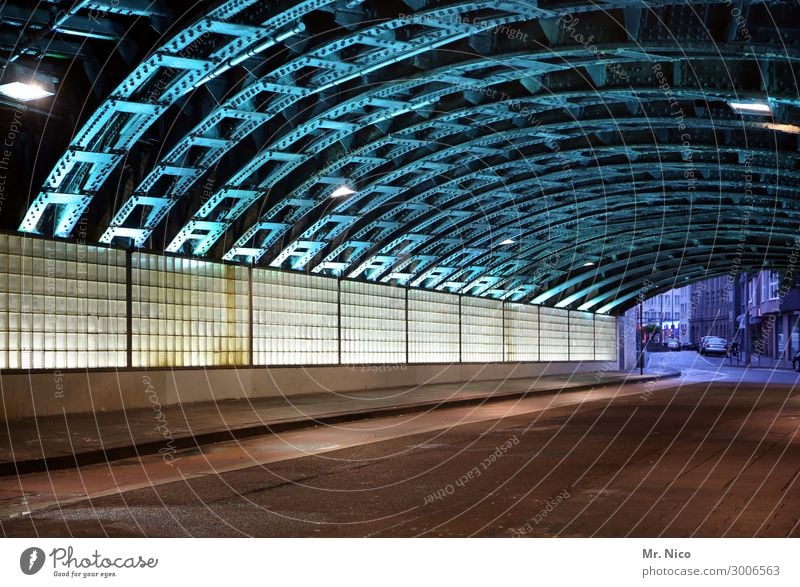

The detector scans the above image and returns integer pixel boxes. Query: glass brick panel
[569,310,595,360]
[461,297,503,362]
[594,315,617,361]
[505,303,539,362]
[341,280,405,365]
[131,253,248,367]
[252,269,338,365]
[408,289,459,363]
[0,234,126,369]
[539,306,569,361]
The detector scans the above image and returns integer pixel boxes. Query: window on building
[769,271,780,299]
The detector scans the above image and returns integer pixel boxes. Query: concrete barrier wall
[1,360,609,420]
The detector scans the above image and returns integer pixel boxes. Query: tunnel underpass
[1,1,800,575]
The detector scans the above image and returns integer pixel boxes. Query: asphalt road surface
[2,352,800,537]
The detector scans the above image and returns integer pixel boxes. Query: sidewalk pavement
[721,355,796,371]
[0,369,679,476]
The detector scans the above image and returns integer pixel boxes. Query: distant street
[3,352,800,538]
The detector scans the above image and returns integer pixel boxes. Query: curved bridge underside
[12,0,800,314]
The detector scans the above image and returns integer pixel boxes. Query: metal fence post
[248,265,254,367]
[537,305,541,363]
[567,310,571,362]
[125,250,133,369]
[502,300,507,362]
[337,277,342,365]
[405,286,409,364]
[458,294,463,363]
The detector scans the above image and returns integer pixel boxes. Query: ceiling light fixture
[729,101,771,115]
[0,81,54,102]
[330,185,356,198]
[499,238,516,246]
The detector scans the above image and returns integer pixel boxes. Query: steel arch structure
[11,0,800,313]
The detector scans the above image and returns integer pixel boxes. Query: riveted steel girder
[19,0,800,314]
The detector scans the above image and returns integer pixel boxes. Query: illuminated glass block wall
[252,269,338,365]
[505,303,540,362]
[131,254,249,367]
[0,233,623,371]
[408,289,460,363]
[0,234,127,369]
[539,306,570,361]
[594,315,618,361]
[341,280,405,365]
[461,297,504,362]
[569,311,595,360]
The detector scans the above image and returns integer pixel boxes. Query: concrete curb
[720,363,797,372]
[1,370,681,477]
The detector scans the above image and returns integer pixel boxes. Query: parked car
[666,339,681,351]
[681,341,698,351]
[699,336,728,356]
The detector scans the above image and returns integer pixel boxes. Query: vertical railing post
[125,250,133,369]
[337,277,342,365]
[502,300,506,362]
[567,310,572,362]
[405,286,409,365]
[248,265,254,367]
[537,305,541,363]
[458,294,463,364]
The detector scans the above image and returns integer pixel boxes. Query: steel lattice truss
[14,0,800,313]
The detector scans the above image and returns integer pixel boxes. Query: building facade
[685,270,800,363]
[641,285,692,341]
[740,270,800,363]
[689,276,735,343]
